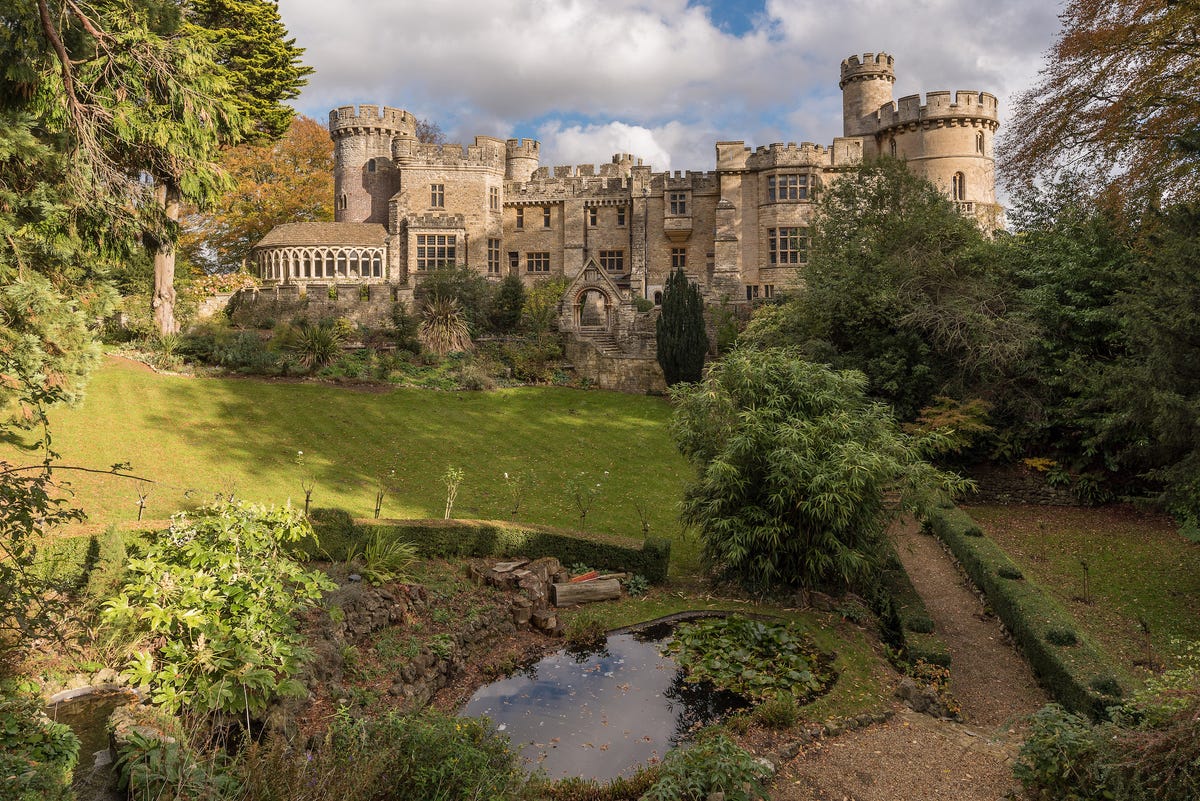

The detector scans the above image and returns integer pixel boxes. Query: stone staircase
[579,331,622,356]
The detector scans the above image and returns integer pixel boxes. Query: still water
[459,618,747,780]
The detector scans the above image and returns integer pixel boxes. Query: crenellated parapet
[744,142,833,170]
[391,136,506,171]
[329,104,417,138]
[658,170,720,193]
[506,170,633,201]
[839,52,895,89]
[873,90,999,133]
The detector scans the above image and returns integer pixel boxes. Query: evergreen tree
[488,273,526,334]
[656,267,707,385]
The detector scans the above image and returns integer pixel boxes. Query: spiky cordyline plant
[419,297,472,355]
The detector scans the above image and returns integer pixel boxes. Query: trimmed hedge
[877,541,952,668]
[926,505,1128,719]
[308,509,672,584]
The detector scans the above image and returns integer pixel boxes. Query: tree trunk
[551,578,622,606]
[152,181,181,335]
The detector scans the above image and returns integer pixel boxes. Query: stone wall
[565,338,666,394]
[229,285,396,329]
[963,463,1080,506]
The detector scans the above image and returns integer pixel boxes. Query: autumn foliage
[182,115,333,273]
[1003,0,1200,210]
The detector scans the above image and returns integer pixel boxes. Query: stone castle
[253,52,999,358]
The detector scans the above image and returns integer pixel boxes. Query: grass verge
[967,504,1200,674]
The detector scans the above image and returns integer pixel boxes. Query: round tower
[840,53,895,137]
[329,105,417,223]
[505,138,540,183]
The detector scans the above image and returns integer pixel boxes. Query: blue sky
[278,0,1062,173]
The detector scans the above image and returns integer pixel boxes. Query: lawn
[967,504,1200,675]
[19,357,699,570]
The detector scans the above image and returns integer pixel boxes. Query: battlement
[659,170,720,192]
[839,52,895,88]
[746,141,832,170]
[505,138,541,158]
[392,136,506,170]
[329,104,416,136]
[508,170,632,199]
[874,90,999,130]
[405,213,465,229]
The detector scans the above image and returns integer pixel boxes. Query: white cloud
[280,0,1061,171]
[536,120,721,173]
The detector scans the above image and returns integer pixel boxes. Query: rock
[754,757,775,775]
[531,609,557,631]
[65,673,90,691]
[348,573,362,583]
[93,667,118,685]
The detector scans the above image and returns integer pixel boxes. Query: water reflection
[459,623,746,780]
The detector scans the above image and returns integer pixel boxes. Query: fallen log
[551,578,621,606]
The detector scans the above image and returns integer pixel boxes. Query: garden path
[770,518,1047,800]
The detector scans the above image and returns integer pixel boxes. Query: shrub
[212,330,278,372]
[1014,704,1107,800]
[102,501,335,716]
[997,565,1025,580]
[419,297,473,356]
[489,274,526,334]
[640,731,770,801]
[905,615,935,634]
[656,266,707,385]
[308,514,671,584]
[1046,628,1079,647]
[752,693,799,729]
[672,349,968,592]
[286,320,345,370]
[0,690,79,801]
[346,530,417,585]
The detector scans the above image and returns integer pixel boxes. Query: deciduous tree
[741,158,1024,419]
[1003,0,1200,210]
[181,115,333,273]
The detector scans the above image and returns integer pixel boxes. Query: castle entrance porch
[577,288,611,331]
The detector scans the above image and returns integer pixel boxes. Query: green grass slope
[24,358,697,568]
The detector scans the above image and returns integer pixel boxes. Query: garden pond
[459,616,750,780]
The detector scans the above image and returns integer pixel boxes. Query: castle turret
[329,105,417,223]
[505,138,540,182]
[840,53,895,137]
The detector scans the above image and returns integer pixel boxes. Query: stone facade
[253,52,999,345]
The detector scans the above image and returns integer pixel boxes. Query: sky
[277,0,1063,174]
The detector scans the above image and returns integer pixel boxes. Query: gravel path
[768,519,1048,800]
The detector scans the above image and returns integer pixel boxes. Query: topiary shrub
[997,565,1024,580]
[1046,628,1078,647]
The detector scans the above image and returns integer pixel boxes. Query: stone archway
[576,287,611,331]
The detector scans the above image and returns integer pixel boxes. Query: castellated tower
[840,53,895,138]
[505,138,540,182]
[329,105,417,224]
[840,53,1002,224]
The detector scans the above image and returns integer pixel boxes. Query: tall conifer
[656,267,707,385]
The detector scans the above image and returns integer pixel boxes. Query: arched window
[889,137,897,158]
[653,291,663,306]
[952,172,966,201]
[367,159,376,173]
[976,131,985,154]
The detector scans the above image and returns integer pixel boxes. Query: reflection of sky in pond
[459,628,745,780]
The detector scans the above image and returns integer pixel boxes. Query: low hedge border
[926,505,1128,719]
[308,509,672,584]
[878,541,952,668]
